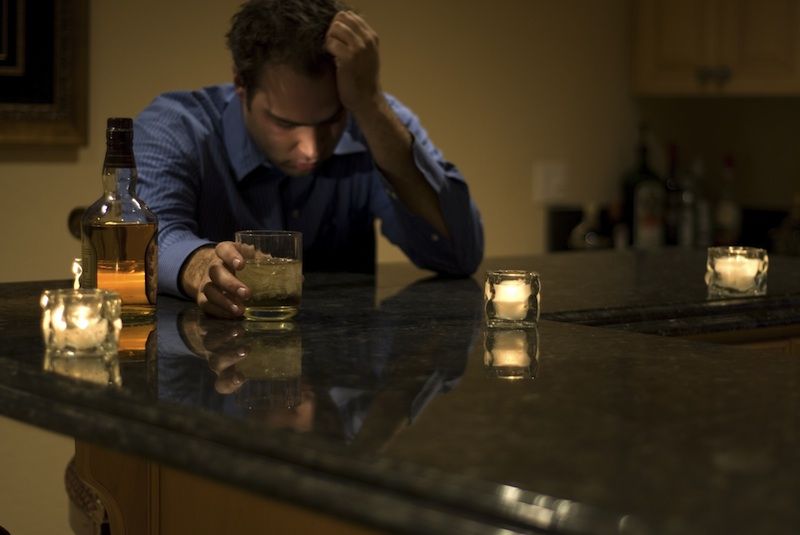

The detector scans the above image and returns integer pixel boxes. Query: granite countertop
[483,249,800,335]
[2,250,800,534]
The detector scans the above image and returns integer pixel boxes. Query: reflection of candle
[46,356,121,386]
[484,329,537,380]
[484,331,530,368]
[52,304,108,350]
[715,257,760,291]
[493,280,531,320]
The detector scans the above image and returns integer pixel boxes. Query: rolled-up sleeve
[134,97,214,298]
[374,96,484,276]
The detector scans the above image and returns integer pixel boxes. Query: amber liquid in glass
[237,258,302,320]
[85,222,157,317]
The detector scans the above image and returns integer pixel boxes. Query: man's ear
[233,72,246,100]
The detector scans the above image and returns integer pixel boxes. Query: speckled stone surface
[483,249,800,334]
[1,250,800,534]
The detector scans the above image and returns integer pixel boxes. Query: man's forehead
[256,64,341,122]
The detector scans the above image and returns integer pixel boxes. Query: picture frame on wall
[0,0,88,146]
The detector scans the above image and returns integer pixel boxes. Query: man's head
[227,0,350,176]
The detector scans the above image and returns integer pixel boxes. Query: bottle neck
[637,145,652,174]
[101,166,137,197]
[102,130,137,197]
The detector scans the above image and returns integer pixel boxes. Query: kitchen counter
[2,249,800,534]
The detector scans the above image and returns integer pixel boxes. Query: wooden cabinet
[74,441,382,535]
[633,0,800,95]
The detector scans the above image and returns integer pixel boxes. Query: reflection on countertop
[2,250,800,534]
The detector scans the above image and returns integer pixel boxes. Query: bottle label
[634,181,665,249]
[80,234,97,289]
[145,232,158,305]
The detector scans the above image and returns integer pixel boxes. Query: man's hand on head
[324,10,383,116]
[180,242,251,319]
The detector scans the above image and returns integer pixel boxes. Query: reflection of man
[156,274,481,447]
[135,0,484,319]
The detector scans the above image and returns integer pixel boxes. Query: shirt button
[431,233,440,242]
[291,209,300,219]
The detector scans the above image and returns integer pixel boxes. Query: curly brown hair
[226,0,349,105]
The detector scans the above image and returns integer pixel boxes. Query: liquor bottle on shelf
[664,144,683,246]
[690,158,712,249]
[713,155,742,245]
[772,194,800,256]
[81,117,158,321]
[677,166,696,249]
[622,123,666,250]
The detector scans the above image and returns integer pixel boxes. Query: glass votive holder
[483,328,539,380]
[705,246,768,298]
[484,270,540,328]
[40,288,122,359]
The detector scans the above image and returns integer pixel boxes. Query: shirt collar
[222,91,268,182]
[333,115,368,156]
[222,87,368,183]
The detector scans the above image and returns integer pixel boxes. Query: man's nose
[296,127,320,162]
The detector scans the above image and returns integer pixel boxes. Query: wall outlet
[532,160,568,203]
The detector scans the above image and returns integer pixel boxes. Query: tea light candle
[493,279,531,320]
[51,304,109,350]
[715,256,760,291]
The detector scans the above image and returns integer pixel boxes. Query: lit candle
[715,256,760,291]
[492,279,531,320]
[51,303,109,350]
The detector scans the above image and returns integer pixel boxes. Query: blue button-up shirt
[134,84,483,298]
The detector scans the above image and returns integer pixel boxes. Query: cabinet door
[717,0,800,94]
[633,0,718,95]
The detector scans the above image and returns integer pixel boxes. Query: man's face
[237,64,348,176]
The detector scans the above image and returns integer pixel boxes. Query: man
[134,0,483,318]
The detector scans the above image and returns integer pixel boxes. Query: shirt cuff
[159,238,215,298]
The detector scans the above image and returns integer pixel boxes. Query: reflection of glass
[235,230,303,321]
[43,353,122,387]
[235,322,302,411]
[484,328,539,379]
[705,246,768,298]
[40,288,122,359]
[160,273,480,442]
[484,270,540,328]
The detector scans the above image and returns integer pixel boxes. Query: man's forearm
[353,96,450,239]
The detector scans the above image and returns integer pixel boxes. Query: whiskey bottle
[621,123,665,250]
[81,118,158,320]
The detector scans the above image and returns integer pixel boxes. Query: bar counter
[2,249,800,534]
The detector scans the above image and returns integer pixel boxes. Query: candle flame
[72,258,82,290]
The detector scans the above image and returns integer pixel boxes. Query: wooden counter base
[74,440,383,535]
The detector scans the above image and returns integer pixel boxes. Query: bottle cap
[104,117,134,168]
[107,117,133,130]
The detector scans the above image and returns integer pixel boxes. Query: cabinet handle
[714,65,732,86]
[695,66,713,85]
